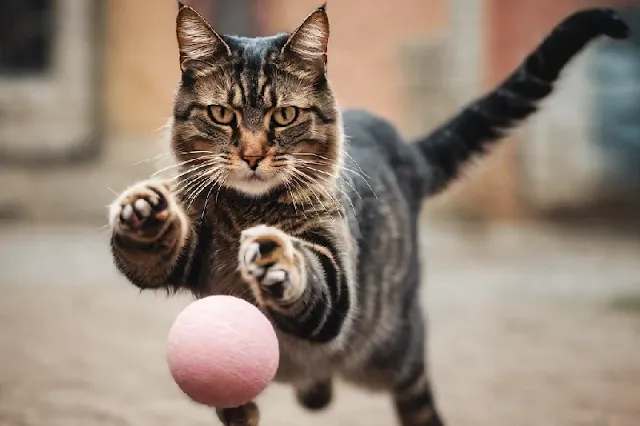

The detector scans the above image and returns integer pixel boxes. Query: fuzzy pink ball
[166,295,279,408]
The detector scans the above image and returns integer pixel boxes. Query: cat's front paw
[109,180,180,242]
[238,225,305,308]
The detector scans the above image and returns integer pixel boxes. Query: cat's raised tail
[414,8,630,198]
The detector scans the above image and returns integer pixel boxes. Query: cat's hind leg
[295,378,333,411]
[216,402,259,426]
[372,300,445,426]
[215,379,333,425]
[393,358,444,426]
[390,305,444,426]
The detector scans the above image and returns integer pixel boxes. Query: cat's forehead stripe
[230,84,243,107]
[232,59,247,107]
[221,34,290,109]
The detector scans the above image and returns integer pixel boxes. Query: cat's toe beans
[147,185,169,208]
[120,204,134,221]
[258,239,279,257]
[242,241,262,267]
[118,203,142,229]
[146,192,160,207]
[262,268,287,286]
[261,271,289,299]
[249,265,265,277]
[134,198,152,218]
[240,224,271,240]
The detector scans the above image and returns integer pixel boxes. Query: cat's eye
[207,105,235,125]
[271,106,298,127]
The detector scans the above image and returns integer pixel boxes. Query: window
[0,0,56,75]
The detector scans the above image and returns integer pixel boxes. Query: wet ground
[1,220,639,426]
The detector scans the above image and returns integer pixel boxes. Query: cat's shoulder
[342,109,397,133]
[341,108,404,148]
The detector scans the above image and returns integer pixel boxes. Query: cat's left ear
[176,5,231,71]
[282,4,329,79]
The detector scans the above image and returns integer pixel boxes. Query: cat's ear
[282,4,329,79]
[176,5,231,71]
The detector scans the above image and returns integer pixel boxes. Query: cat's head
[170,4,341,199]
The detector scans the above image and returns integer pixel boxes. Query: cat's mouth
[240,169,270,182]
[247,171,266,181]
[225,170,284,197]
[224,167,283,195]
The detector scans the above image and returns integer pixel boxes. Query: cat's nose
[242,155,264,171]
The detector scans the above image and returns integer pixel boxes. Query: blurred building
[0,0,638,225]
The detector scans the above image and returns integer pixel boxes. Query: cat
[108,5,629,426]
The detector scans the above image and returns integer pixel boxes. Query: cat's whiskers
[152,157,207,179]
[296,175,345,222]
[184,167,225,213]
[171,157,228,196]
[286,168,332,215]
[281,170,312,219]
[152,153,228,179]
[293,156,377,199]
[164,158,227,184]
[289,173,337,220]
[275,158,317,213]
[279,173,300,215]
[184,176,211,211]
[134,149,218,167]
[183,166,225,209]
[132,151,172,166]
[292,152,378,199]
[214,173,228,204]
[293,159,363,201]
[174,175,204,201]
[342,149,371,178]
[198,181,216,223]
[292,152,371,179]
[290,158,358,196]
[287,167,345,220]
[175,171,218,209]
[294,165,358,220]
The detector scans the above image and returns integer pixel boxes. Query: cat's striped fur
[109,5,629,426]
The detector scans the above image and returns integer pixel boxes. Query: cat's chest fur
[191,194,342,379]
[193,192,309,298]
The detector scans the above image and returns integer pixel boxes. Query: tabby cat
[108,5,629,426]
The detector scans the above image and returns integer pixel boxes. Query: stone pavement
[1,220,639,426]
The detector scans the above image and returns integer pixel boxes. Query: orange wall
[258,0,447,128]
[105,1,447,137]
[105,0,180,135]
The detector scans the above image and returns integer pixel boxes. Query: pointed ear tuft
[176,6,231,70]
[282,5,330,78]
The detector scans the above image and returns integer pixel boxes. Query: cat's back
[342,109,404,154]
[341,109,426,207]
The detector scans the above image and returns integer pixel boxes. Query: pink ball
[166,295,279,408]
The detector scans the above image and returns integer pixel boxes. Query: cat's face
[171,5,341,198]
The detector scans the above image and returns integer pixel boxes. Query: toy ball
[166,295,279,408]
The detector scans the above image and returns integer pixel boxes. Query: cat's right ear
[281,4,330,80]
[176,6,231,72]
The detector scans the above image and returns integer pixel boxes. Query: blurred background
[1,0,639,425]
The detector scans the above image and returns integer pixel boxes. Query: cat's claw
[110,180,173,239]
[238,225,304,307]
